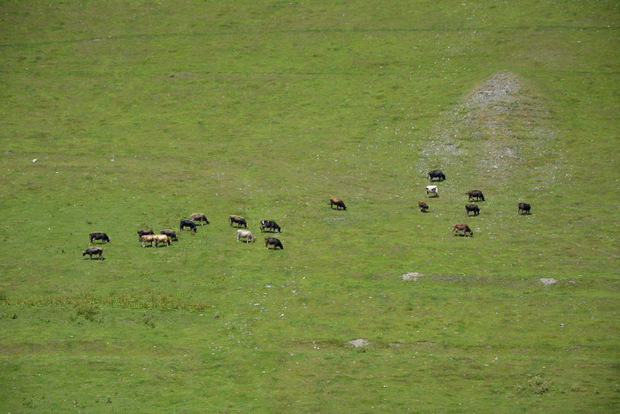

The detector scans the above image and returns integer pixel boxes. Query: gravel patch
[416,71,565,186]
[402,272,423,281]
[464,72,520,109]
[348,339,370,348]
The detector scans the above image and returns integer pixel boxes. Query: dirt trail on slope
[419,72,564,189]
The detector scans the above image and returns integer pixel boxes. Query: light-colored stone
[348,339,370,348]
[402,272,422,281]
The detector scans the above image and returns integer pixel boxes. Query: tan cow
[190,213,210,225]
[329,197,346,210]
[230,215,247,228]
[141,234,171,247]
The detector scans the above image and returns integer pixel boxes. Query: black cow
[229,215,248,228]
[89,232,110,244]
[428,170,446,181]
[265,237,284,250]
[137,229,154,240]
[160,229,178,241]
[180,219,197,232]
[82,247,103,259]
[330,197,346,210]
[518,203,531,215]
[418,201,429,212]
[465,204,480,216]
[260,220,281,233]
[466,190,485,201]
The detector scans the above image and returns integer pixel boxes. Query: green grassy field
[0,1,618,412]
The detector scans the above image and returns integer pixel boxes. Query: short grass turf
[0,1,618,412]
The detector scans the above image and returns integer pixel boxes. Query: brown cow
[466,190,485,201]
[452,224,474,237]
[190,213,210,225]
[229,215,248,228]
[330,197,346,210]
[418,200,429,212]
[518,203,531,215]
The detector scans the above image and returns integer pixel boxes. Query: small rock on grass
[402,272,422,281]
[348,339,370,348]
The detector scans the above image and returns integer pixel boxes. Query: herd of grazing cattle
[420,170,532,238]
[83,213,284,260]
[82,170,531,259]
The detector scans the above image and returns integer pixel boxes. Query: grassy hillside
[0,1,618,412]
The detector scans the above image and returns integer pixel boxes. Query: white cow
[425,185,438,197]
[236,229,256,243]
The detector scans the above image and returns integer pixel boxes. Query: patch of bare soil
[539,278,558,286]
[419,72,562,187]
[401,272,422,281]
[348,339,370,348]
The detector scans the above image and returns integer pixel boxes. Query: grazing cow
[229,215,248,228]
[180,219,197,232]
[260,220,281,233]
[140,234,171,247]
[466,190,485,201]
[465,204,480,216]
[140,234,156,247]
[265,237,284,250]
[236,229,257,243]
[418,200,429,212]
[518,203,531,215]
[151,234,171,247]
[452,224,474,237]
[428,170,446,181]
[425,185,438,197]
[330,197,347,210]
[82,247,103,259]
[160,229,178,241]
[190,213,210,225]
[89,232,110,244]
[137,229,154,240]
